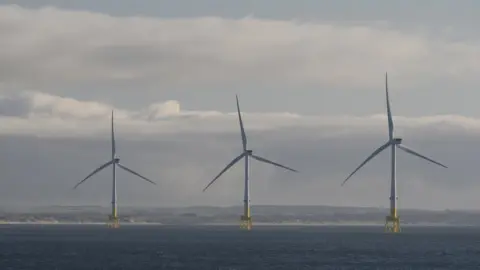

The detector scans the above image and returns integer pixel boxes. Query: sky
[0,1,479,211]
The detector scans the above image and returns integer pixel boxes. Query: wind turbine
[341,73,447,233]
[202,95,298,230]
[73,111,156,228]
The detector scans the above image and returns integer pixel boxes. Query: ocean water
[0,225,480,269]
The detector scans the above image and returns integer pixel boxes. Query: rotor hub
[114,158,120,163]
[246,150,253,155]
[392,138,402,144]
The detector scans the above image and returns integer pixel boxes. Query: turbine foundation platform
[107,216,120,228]
[240,215,252,230]
[385,215,400,233]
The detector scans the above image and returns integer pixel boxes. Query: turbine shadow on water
[341,72,447,233]
[202,95,298,231]
[73,111,157,228]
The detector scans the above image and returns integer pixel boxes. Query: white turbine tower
[341,73,447,233]
[73,111,156,228]
[202,95,298,230]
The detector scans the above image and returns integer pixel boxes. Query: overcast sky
[0,1,479,211]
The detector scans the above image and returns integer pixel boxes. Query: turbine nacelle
[113,158,120,163]
[392,138,402,145]
[246,150,253,155]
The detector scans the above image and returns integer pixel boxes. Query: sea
[0,224,479,269]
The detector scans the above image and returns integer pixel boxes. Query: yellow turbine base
[240,215,252,231]
[385,215,400,233]
[107,216,120,228]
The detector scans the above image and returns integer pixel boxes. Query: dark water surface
[1,225,480,269]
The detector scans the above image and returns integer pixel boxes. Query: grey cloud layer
[0,91,479,138]
[0,123,474,210]
[1,4,480,92]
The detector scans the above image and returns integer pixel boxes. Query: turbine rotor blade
[250,154,298,173]
[117,163,157,185]
[396,144,447,169]
[111,110,116,158]
[236,95,247,150]
[203,152,246,192]
[385,72,394,140]
[341,141,391,186]
[73,160,114,189]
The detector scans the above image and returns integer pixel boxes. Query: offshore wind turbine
[202,95,298,230]
[73,111,156,228]
[341,73,447,233]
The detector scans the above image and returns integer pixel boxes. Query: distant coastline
[0,221,475,228]
[0,204,479,226]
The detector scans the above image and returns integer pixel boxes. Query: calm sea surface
[0,225,479,269]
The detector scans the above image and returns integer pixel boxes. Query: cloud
[1,4,480,92]
[0,90,479,139]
